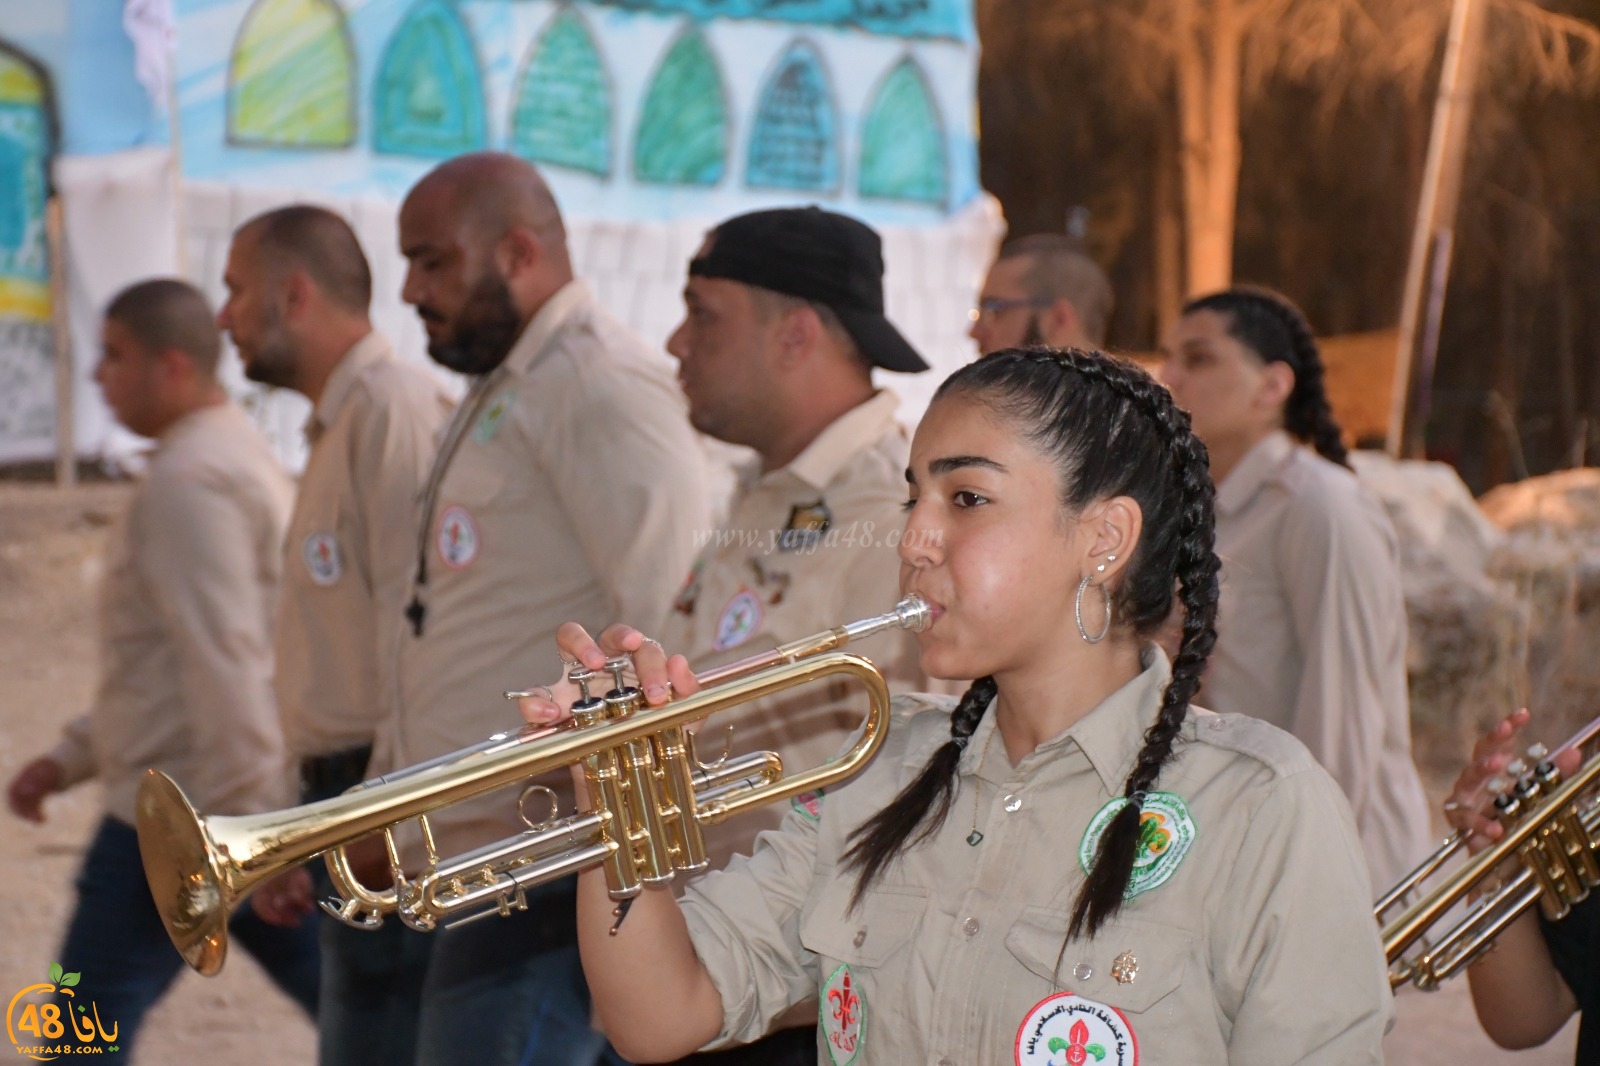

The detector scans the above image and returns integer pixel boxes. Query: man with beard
[6,280,316,1056]
[383,152,710,1066]
[215,205,454,1066]
[967,233,1113,356]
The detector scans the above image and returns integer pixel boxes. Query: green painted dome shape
[511,8,612,176]
[373,0,487,159]
[228,0,355,147]
[633,28,728,187]
[746,40,838,193]
[857,56,947,207]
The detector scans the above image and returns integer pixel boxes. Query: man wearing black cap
[657,205,928,1064]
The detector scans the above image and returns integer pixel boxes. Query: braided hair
[1182,286,1349,468]
[842,347,1221,940]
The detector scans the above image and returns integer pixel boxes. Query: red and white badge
[1015,992,1137,1066]
[302,532,342,586]
[821,963,865,1066]
[436,506,480,569]
[713,588,762,651]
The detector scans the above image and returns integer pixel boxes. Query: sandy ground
[0,481,1578,1065]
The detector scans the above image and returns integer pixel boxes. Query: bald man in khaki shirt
[383,153,709,1066]
[679,654,1393,1065]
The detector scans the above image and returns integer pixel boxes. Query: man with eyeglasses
[967,233,1114,355]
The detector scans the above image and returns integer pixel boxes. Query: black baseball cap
[688,206,929,373]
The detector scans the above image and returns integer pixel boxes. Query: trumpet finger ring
[504,685,555,702]
[638,637,666,657]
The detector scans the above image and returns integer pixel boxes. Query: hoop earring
[1076,575,1111,644]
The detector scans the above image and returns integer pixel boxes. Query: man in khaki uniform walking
[382,152,710,1066]
[658,206,929,1065]
[215,205,455,1066]
[5,279,316,1056]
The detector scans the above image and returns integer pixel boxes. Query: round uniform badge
[436,505,480,570]
[820,963,865,1066]
[1015,992,1137,1065]
[791,789,825,821]
[302,532,342,586]
[713,588,763,651]
[1078,791,1195,900]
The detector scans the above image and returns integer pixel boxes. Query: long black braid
[842,348,1221,941]
[1183,286,1350,469]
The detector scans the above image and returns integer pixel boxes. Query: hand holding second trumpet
[1444,708,1583,855]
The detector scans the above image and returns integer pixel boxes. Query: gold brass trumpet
[136,597,930,976]
[1378,715,1600,990]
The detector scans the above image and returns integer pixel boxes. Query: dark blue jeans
[304,767,625,1066]
[57,816,319,1058]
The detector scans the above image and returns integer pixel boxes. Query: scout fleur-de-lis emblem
[1111,950,1138,985]
[828,970,858,1029]
[1048,1020,1106,1064]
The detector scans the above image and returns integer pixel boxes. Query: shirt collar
[1215,429,1296,517]
[947,648,1174,796]
[306,331,390,443]
[502,279,592,378]
[768,388,901,492]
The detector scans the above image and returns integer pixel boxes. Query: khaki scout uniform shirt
[50,404,296,822]
[276,332,454,759]
[680,654,1392,1065]
[1203,430,1432,893]
[380,280,710,858]
[659,389,925,870]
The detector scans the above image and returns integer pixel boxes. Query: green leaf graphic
[49,962,63,984]
[77,1006,85,1013]
[1048,1036,1068,1052]
[61,972,80,987]
[1087,1045,1106,1061]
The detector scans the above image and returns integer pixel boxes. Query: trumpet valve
[1489,777,1521,824]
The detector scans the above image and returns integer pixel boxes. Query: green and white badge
[473,390,516,444]
[1078,792,1195,900]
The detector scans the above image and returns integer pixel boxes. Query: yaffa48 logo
[6,962,120,1060]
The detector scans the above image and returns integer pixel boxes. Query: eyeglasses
[968,296,1050,325]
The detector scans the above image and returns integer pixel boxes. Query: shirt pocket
[442,455,510,509]
[799,874,928,968]
[1005,906,1193,1016]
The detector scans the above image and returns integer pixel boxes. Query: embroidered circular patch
[1078,791,1195,900]
[1015,992,1137,1065]
[820,963,865,1066]
[713,588,763,651]
[302,532,342,586]
[436,505,480,570]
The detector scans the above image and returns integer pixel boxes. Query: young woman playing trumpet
[522,348,1390,1064]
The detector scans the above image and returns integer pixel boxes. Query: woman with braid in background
[522,347,1390,1064]
[1161,286,1432,893]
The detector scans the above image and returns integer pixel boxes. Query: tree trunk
[1175,0,1243,295]
[1153,106,1184,336]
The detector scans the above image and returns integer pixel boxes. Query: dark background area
[975,0,1600,492]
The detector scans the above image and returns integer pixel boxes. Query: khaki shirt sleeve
[47,714,97,787]
[679,806,823,1047]
[535,370,709,636]
[136,471,288,815]
[1209,765,1391,1062]
[1275,495,1397,825]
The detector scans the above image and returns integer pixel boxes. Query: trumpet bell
[136,769,231,976]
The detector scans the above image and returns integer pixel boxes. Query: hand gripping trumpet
[1377,715,1600,991]
[135,597,930,975]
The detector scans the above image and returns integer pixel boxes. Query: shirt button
[852,928,867,948]
[1208,716,1226,731]
[962,916,980,937]
[1072,962,1094,981]
[939,1059,954,1066]
[1003,794,1023,812]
